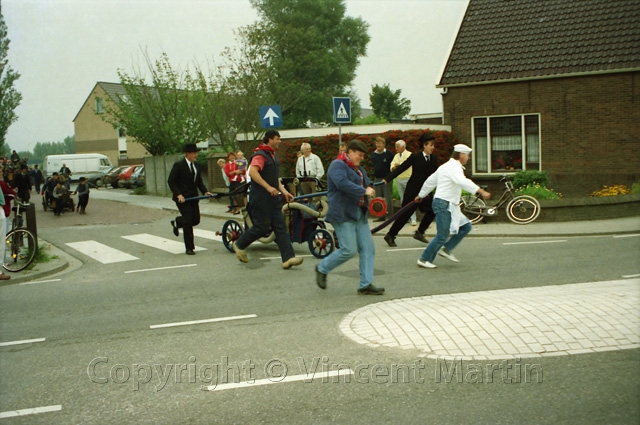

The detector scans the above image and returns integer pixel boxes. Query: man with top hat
[168,143,213,255]
[414,143,491,269]
[232,129,303,269]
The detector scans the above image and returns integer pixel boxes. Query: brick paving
[340,279,640,360]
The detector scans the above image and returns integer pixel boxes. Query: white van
[42,154,113,186]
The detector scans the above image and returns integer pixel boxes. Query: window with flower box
[471,114,540,174]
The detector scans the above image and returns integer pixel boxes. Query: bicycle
[3,199,37,272]
[460,175,541,225]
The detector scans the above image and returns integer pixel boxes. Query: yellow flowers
[591,185,631,197]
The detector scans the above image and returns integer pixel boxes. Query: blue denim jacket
[325,159,372,223]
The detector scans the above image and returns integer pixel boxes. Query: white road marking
[259,254,313,260]
[203,369,354,392]
[503,240,567,245]
[622,274,640,278]
[0,338,46,347]
[19,278,62,286]
[192,229,223,242]
[614,234,640,238]
[122,233,206,254]
[125,264,198,274]
[0,404,62,419]
[66,241,139,264]
[385,248,424,252]
[150,314,257,329]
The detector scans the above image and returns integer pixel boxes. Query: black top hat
[183,143,201,153]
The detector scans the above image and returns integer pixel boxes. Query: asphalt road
[0,200,638,424]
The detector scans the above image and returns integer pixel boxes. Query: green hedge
[280,129,458,178]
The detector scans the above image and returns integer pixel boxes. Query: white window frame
[95,97,104,114]
[470,113,541,175]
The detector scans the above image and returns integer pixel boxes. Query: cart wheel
[221,220,243,253]
[316,221,326,230]
[308,229,335,259]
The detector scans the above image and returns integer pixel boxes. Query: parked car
[117,165,142,188]
[106,166,127,188]
[124,166,145,188]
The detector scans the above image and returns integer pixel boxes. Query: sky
[2,0,469,152]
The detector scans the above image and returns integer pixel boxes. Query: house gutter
[436,67,640,88]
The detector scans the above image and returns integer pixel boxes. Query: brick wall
[442,71,640,196]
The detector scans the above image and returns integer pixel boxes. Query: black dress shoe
[357,284,385,295]
[315,265,327,289]
[186,249,195,255]
[384,233,397,247]
[413,231,429,244]
[171,220,179,237]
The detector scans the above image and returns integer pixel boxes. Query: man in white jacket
[414,144,491,269]
[295,142,324,195]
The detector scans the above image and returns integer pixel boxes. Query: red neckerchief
[338,152,357,168]
[253,144,276,154]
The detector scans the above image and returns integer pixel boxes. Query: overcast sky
[3,0,469,152]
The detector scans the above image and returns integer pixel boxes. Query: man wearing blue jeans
[414,144,491,268]
[315,140,383,295]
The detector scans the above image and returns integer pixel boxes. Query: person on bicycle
[414,144,491,269]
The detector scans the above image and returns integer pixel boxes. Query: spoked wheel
[3,229,37,272]
[221,220,244,253]
[460,195,486,224]
[506,195,541,224]
[308,229,335,259]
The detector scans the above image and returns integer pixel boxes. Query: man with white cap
[414,144,491,268]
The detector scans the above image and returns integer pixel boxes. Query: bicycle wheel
[460,195,486,224]
[3,229,37,272]
[506,195,541,224]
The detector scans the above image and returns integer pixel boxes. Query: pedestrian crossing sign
[332,97,351,124]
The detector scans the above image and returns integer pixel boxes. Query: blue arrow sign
[332,97,351,124]
[260,105,283,128]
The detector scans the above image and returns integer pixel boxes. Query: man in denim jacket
[315,140,384,295]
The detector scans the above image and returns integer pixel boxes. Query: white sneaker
[411,219,417,226]
[417,259,436,269]
[438,248,459,263]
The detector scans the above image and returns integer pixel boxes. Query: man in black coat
[382,134,438,247]
[167,144,212,255]
[12,164,32,203]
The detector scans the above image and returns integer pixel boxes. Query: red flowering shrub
[280,129,458,178]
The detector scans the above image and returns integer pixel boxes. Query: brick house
[438,0,640,196]
[73,82,149,165]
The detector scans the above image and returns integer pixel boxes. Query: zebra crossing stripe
[122,233,206,254]
[66,241,139,264]
[192,229,223,242]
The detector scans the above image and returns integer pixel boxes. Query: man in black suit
[167,143,213,255]
[382,134,438,247]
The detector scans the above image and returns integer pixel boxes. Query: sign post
[332,97,351,146]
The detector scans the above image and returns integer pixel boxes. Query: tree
[243,0,370,128]
[369,84,411,121]
[101,52,212,156]
[0,9,22,151]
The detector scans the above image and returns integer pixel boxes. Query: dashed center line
[150,314,257,329]
[125,264,197,274]
[0,404,62,419]
[503,240,567,245]
[0,338,46,347]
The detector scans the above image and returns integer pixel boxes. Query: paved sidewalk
[91,188,640,237]
[340,279,640,360]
